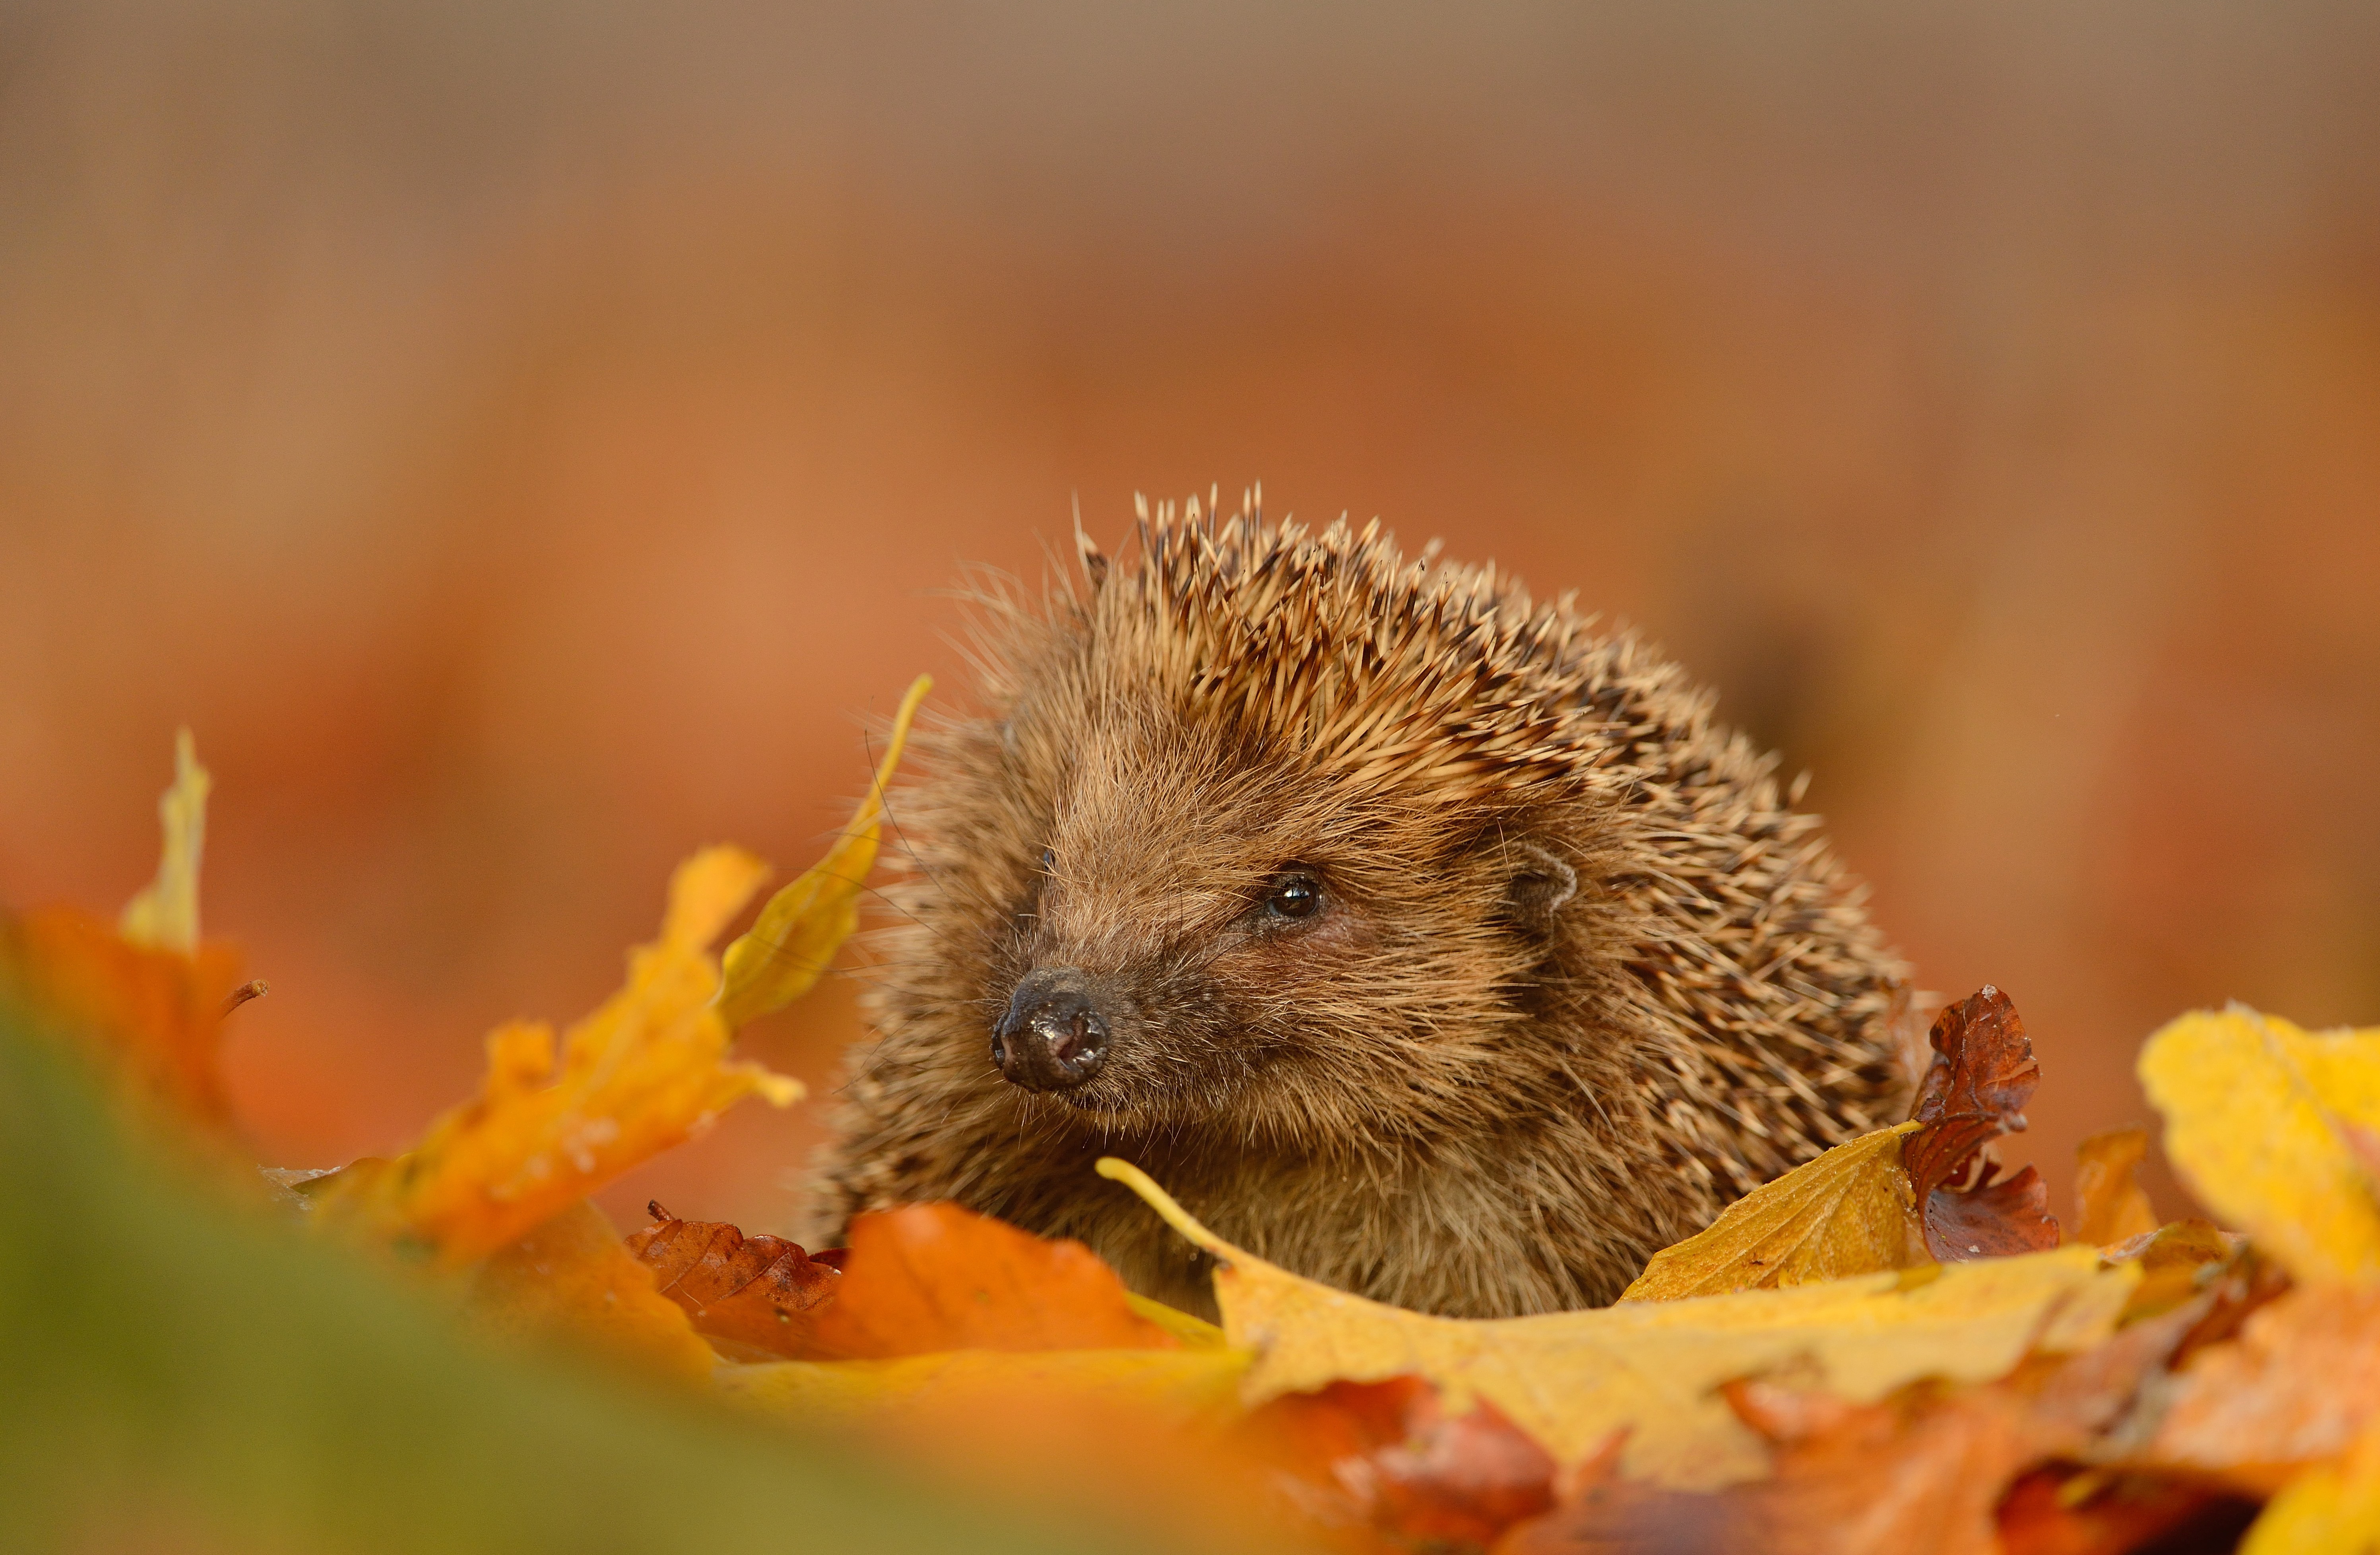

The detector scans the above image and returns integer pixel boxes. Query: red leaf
[1905,987,2060,1262]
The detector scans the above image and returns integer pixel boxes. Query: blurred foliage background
[2,1,2375,1234]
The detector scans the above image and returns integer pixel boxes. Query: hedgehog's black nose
[992,968,1111,1091]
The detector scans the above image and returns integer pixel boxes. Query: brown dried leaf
[1994,1468,2258,1555]
[2072,1128,2161,1249]
[1907,987,2060,1262]
[626,1202,841,1362]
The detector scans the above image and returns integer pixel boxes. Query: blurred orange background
[2,2,2374,1240]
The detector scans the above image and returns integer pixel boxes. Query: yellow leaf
[316,847,800,1264]
[717,675,929,1028]
[119,728,211,954]
[2073,1126,2161,1248]
[468,1199,717,1380]
[2139,1006,2380,1284]
[1097,1157,2134,1490]
[1621,1122,1922,1300]
[2242,1419,2380,1555]
[716,1346,1251,1422]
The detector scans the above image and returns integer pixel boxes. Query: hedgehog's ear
[1501,842,1578,931]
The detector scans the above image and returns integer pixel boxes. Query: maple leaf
[627,1202,842,1362]
[311,847,799,1264]
[716,674,928,1028]
[1620,986,2056,1301]
[2072,1127,2161,1248]
[2139,1005,2380,1284]
[1098,1158,2135,1491]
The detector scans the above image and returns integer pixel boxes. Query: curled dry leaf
[2073,1128,2161,1249]
[311,848,799,1265]
[2141,1284,2380,1495]
[468,1198,716,1379]
[2139,1006,2380,1285]
[1907,986,2060,1263]
[1099,1158,2135,1491]
[627,1202,841,1362]
[1237,1377,1556,1553]
[716,674,929,1029]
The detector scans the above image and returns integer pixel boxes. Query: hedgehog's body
[811,499,1911,1319]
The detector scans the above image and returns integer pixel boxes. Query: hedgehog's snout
[991,967,1113,1091]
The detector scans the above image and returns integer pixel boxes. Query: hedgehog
[808,492,1914,1320]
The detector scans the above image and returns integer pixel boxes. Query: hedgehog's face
[974,714,1583,1140]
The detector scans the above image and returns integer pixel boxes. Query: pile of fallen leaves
[8,699,2380,1555]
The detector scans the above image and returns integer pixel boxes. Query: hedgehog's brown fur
[809,493,1913,1319]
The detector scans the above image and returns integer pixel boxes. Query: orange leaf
[467,1198,717,1380]
[2072,1128,2161,1248]
[0,906,242,1125]
[1500,1307,2195,1555]
[2142,1284,2380,1495]
[1238,1377,1556,1553]
[803,1202,1183,1360]
[626,1202,842,1362]
[312,848,798,1264]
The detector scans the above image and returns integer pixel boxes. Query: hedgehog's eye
[1040,848,1055,873]
[1262,871,1324,922]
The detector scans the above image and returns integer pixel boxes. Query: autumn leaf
[627,1203,842,1362]
[2073,1128,2161,1248]
[312,848,799,1264]
[717,674,929,1029]
[1098,1157,2135,1491]
[803,1201,1188,1359]
[1500,1303,2200,1555]
[0,733,243,1124]
[2240,1417,2380,1555]
[2139,1005,2380,1284]
[2141,1283,2380,1494]
[1907,986,2060,1262]
[1234,1376,1556,1553]
[469,1199,717,1379]
[118,727,211,954]
[1621,1123,1920,1301]
[1621,986,2056,1302]
[1996,1468,2258,1555]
